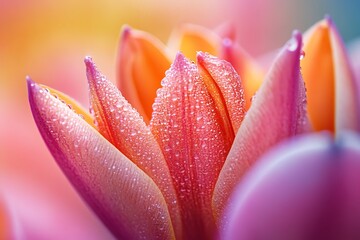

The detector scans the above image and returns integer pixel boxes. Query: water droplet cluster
[150,54,237,236]
[30,82,174,239]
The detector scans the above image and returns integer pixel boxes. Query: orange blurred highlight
[302,20,335,132]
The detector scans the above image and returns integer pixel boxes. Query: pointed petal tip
[173,51,188,67]
[26,75,35,88]
[84,56,99,80]
[324,14,333,25]
[196,51,206,63]
[287,30,302,52]
[121,25,132,40]
[84,56,94,65]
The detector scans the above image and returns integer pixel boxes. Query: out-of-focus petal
[220,38,264,110]
[302,17,360,133]
[224,132,360,240]
[196,52,245,132]
[28,79,175,240]
[150,53,234,239]
[168,24,221,61]
[0,197,20,239]
[116,26,171,123]
[349,39,360,110]
[213,31,309,220]
[85,57,182,239]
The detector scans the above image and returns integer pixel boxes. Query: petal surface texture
[116,26,171,122]
[213,32,309,220]
[302,17,360,132]
[220,39,264,110]
[28,79,175,240]
[150,53,241,239]
[224,132,360,240]
[85,57,182,239]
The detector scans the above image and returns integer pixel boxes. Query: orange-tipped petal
[150,53,234,239]
[28,79,175,240]
[85,57,182,239]
[196,52,245,132]
[39,84,95,128]
[168,24,221,61]
[116,26,171,122]
[220,39,265,110]
[302,17,360,132]
[213,31,309,220]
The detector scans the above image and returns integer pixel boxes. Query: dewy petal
[224,132,360,239]
[196,52,245,132]
[116,26,171,123]
[150,53,234,239]
[220,39,264,110]
[302,17,360,133]
[167,24,221,61]
[27,79,175,240]
[39,84,95,128]
[213,31,309,221]
[85,57,182,239]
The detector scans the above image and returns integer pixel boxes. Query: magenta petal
[224,132,360,239]
[27,79,174,240]
[213,31,310,220]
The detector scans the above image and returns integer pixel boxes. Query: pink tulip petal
[213,31,309,220]
[220,38,264,110]
[196,51,245,132]
[85,57,182,238]
[224,132,360,239]
[116,26,171,122]
[27,79,175,240]
[150,53,234,239]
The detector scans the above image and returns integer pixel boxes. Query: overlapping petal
[85,57,182,238]
[168,24,221,61]
[224,132,360,239]
[116,26,171,122]
[302,17,360,133]
[220,38,264,110]
[213,31,309,220]
[28,79,175,240]
[150,52,244,239]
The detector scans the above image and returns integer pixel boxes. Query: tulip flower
[28,27,308,239]
[26,17,360,240]
[223,132,360,239]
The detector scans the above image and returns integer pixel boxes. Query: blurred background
[0,0,359,238]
